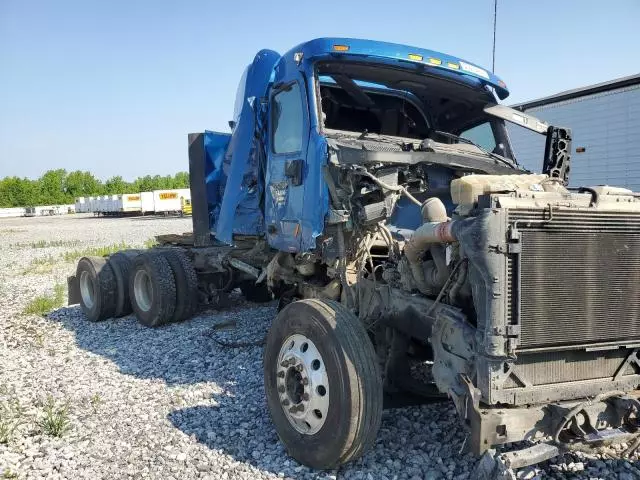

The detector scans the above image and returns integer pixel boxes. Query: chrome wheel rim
[79,270,95,309]
[276,334,329,435]
[133,269,153,312]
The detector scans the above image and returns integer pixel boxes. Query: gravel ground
[0,214,638,480]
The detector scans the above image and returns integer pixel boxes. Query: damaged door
[265,76,310,252]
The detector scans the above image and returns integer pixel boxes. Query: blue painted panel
[285,37,509,99]
[215,49,280,245]
[203,130,231,233]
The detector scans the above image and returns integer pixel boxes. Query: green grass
[2,469,18,479]
[13,239,81,249]
[143,237,158,249]
[61,241,131,263]
[38,396,70,437]
[21,255,58,275]
[30,255,56,265]
[22,284,65,316]
[0,399,25,445]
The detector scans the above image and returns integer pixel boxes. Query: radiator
[507,210,640,349]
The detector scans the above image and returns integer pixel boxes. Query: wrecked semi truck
[68,38,640,469]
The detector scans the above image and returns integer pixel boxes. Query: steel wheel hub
[276,334,329,435]
[79,270,95,309]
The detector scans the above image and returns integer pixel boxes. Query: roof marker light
[333,45,349,52]
[408,53,423,61]
[447,62,460,70]
[428,57,442,66]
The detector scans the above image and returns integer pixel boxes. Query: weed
[37,396,70,437]
[144,237,158,249]
[21,255,57,275]
[2,468,18,479]
[21,239,81,249]
[22,284,65,316]
[89,393,102,412]
[61,241,131,262]
[0,399,26,445]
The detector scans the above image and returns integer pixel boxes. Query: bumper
[459,380,640,457]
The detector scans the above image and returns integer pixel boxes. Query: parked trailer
[67,38,640,475]
[74,197,86,213]
[140,191,154,214]
[152,188,191,214]
[0,207,27,218]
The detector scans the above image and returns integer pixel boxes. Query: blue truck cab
[204,38,524,251]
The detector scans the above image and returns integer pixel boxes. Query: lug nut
[282,399,290,406]
[288,406,298,413]
[302,378,309,385]
[303,393,310,401]
[278,386,285,393]
[280,360,289,367]
[277,371,285,378]
[296,364,304,372]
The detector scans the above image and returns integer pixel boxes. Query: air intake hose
[404,198,456,295]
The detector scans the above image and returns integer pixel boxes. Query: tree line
[0,169,190,208]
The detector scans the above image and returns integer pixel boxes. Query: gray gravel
[1,214,638,479]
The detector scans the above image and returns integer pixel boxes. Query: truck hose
[404,197,456,295]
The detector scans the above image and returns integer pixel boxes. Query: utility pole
[492,0,497,72]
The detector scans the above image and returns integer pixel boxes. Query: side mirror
[228,120,236,130]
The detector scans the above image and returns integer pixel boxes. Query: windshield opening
[315,61,515,160]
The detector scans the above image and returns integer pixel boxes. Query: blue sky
[1,0,638,180]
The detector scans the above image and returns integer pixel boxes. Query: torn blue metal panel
[203,130,231,233]
[215,49,280,245]
[300,131,329,251]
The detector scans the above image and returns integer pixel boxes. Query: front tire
[264,299,382,469]
[76,256,117,322]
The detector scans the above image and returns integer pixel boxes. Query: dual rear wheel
[76,249,198,326]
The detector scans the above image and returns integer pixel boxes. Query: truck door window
[459,122,497,152]
[272,83,304,154]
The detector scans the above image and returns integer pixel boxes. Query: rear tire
[129,252,176,327]
[108,250,141,318]
[158,249,199,322]
[264,299,382,469]
[76,256,117,322]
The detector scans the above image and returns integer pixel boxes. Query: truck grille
[508,210,640,349]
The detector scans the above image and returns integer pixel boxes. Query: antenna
[492,0,497,72]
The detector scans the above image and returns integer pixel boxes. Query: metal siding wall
[508,84,640,191]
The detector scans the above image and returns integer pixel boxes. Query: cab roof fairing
[280,37,510,100]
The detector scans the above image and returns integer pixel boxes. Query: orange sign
[127,195,140,201]
[159,192,178,200]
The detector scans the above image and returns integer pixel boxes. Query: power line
[492,0,497,72]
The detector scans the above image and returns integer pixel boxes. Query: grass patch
[14,239,81,249]
[89,393,102,412]
[0,399,26,445]
[22,284,65,316]
[31,255,56,265]
[20,255,58,275]
[61,241,131,263]
[144,237,158,249]
[38,396,70,437]
[0,228,26,234]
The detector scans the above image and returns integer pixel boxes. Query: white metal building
[508,74,640,191]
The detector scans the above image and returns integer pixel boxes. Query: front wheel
[263,299,382,469]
